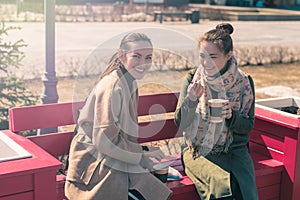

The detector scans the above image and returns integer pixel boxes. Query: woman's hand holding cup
[140,146,169,183]
[208,99,231,123]
[221,101,232,119]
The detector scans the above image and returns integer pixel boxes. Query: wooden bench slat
[28,131,73,158]
[258,184,281,200]
[249,142,284,162]
[9,102,84,132]
[138,118,182,143]
[0,173,33,197]
[254,115,299,139]
[251,152,283,177]
[250,129,285,162]
[0,191,34,200]
[250,129,284,151]
[256,172,282,188]
[138,92,179,116]
[9,93,179,131]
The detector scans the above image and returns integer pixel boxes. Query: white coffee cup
[208,99,229,123]
[153,162,169,183]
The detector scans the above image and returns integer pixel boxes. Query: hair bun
[216,23,234,34]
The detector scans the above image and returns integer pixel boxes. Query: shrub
[0,22,38,130]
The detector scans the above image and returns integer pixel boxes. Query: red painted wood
[254,113,299,140]
[9,92,300,200]
[169,191,200,200]
[34,170,57,200]
[249,130,284,161]
[28,131,73,157]
[54,150,283,200]
[138,92,179,116]
[283,133,300,200]
[292,129,300,200]
[255,106,300,128]
[0,174,33,196]
[284,137,297,183]
[255,104,300,200]
[168,181,200,200]
[0,191,34,200]
[8,101,85,132]
[0,131,61,199]
[258,184,280,200]
[56,174,66,200]
[250,129,284,151]
[250,142,284,162]
[138,119,182,143]
[256,172,282,188]
[0,130,61,176]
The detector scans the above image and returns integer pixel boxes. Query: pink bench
[8,92,286,199]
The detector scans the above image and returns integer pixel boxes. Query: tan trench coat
[65,69,172,200]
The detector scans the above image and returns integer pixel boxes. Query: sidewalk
[5,21,300,79]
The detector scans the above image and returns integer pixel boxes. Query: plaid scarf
[183,57,253,158]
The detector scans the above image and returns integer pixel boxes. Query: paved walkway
[5,21,300,79]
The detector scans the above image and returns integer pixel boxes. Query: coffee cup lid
[153,162,170,170]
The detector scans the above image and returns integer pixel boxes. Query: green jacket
[175,69,258,200]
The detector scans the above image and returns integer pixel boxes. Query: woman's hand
[140,146,165,171]
[187,80,204,101]
[221,101,232,119]
[143,146,165,161]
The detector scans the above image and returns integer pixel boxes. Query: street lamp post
[145,0,149,14]
[40,0,58,134]
[41,0,58,105]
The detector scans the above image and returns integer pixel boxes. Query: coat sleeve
[174,69,199,131]
[225,75,255,134]
[92,77,142,165]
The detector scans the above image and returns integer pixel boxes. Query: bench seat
[54,151,283,200]
[153,10,193,23]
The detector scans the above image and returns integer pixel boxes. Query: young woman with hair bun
[175,23,258,200]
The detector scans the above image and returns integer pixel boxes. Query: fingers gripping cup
[208,99,229,123]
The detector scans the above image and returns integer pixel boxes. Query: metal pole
[129,0,134,6]
[40,0,58,134]
[145,0,149,14]
[41,0,58,104]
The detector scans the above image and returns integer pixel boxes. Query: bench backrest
[9,101,85,132]
[8,92,181,158]
[10,91,294,164]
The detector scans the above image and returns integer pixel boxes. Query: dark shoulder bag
[57,123,79,175]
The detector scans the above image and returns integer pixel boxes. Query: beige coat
[65,69,172,200]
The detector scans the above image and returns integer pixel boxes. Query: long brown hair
[94,32,152,85]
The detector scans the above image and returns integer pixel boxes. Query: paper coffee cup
[208,99,229,123]
[153,162,169,183]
